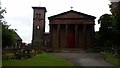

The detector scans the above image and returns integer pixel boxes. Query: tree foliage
[0,5,16,48]
[95,2,120,53]
[110,2,120,44]
[110,2,120,55]
[94,14,113,52]
[98,14,113,40]
[2,22,16,48]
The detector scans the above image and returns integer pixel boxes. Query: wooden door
[69,31,75,48]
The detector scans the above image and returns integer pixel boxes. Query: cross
[70,6,73,10]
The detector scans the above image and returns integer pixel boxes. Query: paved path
[49,53,114,66]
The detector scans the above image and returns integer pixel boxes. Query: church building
[32,7,96,51]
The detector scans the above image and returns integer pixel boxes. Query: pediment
[54,11,85,18]
[48,10,96,20]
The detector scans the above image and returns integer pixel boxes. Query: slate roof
[15,32,22,41]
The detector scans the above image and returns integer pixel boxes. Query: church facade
[32,7,96,50]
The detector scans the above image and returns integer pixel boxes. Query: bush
[2,53,14,60]
[102,52,120,65]
[15,49,33,60]
[93,47,103,52]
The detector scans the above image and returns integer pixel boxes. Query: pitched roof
[15,32,22,41]
[32,7,47,12]
[48,10,96,20]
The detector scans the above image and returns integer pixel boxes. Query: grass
[0,60,1,67]
[2,53,74,67]
[103,52,120,65]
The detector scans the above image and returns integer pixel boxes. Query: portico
[48,10,96,50]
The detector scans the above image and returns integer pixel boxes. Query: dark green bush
[15,49,33,60]
[2,53,14,60]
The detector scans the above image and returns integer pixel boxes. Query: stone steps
[54,48,86,53]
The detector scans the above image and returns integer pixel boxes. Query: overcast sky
[1,0,112,43]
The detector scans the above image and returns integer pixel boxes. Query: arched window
[36,13,38,18]
[38,14,41,18]
[36,25,40,30]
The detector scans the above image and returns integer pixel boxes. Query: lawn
[103,52,120,65]
[2,53,74,67]
[0,60,2,68]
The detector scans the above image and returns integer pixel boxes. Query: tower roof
[32,7,47,12]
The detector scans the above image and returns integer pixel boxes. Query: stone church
[32,7,96,51]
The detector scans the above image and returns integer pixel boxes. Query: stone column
[57,24,60,48]
[49,24,52,48]
[66,24,68,48]
[83,24,87,50]
[75,24,78,48]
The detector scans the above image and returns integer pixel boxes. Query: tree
[95,2,120,54]
[110,2,120,30]
[110,2,120,55]
[98,14,113,48]
[0,5,16,48]
[2,22,16,48]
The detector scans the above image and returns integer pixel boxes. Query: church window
[36,13,39,18]
[36,25,40,30]
[38,14,41,18]
[36,13,41,19]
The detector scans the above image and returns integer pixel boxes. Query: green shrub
[3,53,14,60]
[102,52,120,65]
[14,49,33,60]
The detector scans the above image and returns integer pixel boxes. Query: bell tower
[32,7,47,46]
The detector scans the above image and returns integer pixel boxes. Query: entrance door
[69,31,75,48]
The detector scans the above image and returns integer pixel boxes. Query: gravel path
[49,53,115,67]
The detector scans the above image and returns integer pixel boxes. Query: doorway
[69,31,75,48]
